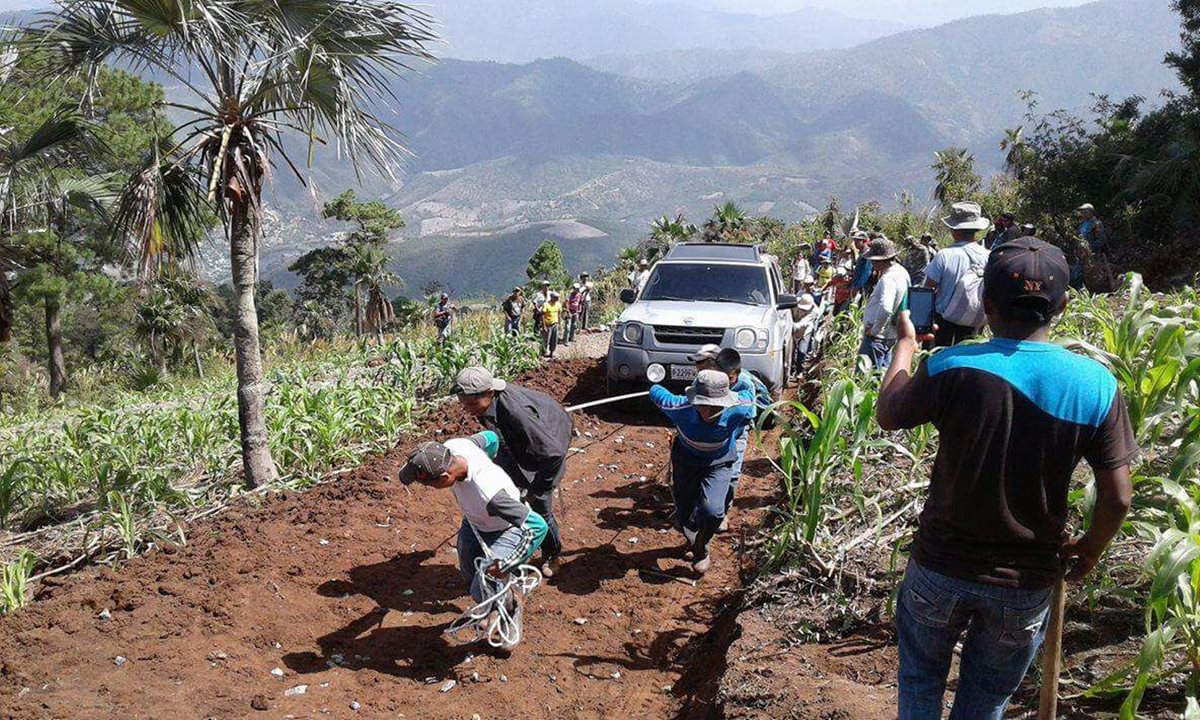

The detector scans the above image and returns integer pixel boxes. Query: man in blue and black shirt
[878,237,1136,720]
[650,370,755,575]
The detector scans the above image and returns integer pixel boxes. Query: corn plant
[0,550,37,613]
[1083,476,1200,717]
[1067,275,1200,445]
[767,379,876,567]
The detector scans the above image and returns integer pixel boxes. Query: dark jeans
[504,316,521,336]
[897,561,1051,720]
[670,441,736,557]
[542,322,559,356]
[933,314,977,348]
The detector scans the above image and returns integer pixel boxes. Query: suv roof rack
[664,243,761,263]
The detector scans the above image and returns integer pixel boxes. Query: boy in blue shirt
[650,370,754,575]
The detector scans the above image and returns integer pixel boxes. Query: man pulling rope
[400,431,548,653]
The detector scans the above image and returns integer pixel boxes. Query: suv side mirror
[776,294,799,310]
[619,288,637,304]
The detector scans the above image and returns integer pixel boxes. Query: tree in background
[347,244,399,343]
[1000,126,1029,178]
[643,213,696,260]
[290,190,405,337]
[21,0,436,486]
[819,197,843,237]
[702,201,749,243]
[931,147,981,210]
[526,239,568,287]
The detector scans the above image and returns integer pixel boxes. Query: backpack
[941,247,987,329]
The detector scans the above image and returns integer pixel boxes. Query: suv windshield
[641,263,771,305]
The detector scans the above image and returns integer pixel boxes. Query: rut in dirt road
[0,358,779,720]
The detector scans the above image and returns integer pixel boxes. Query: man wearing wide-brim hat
[859,238,912,369]
[649,370,755,576]
[924,201,992,347]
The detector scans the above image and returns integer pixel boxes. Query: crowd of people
[790,200,1113,372]
[502,273,595,358]
[435,272,597,358]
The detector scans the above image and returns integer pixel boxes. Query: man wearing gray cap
[860,238,911,369]
[454,366,574,578]
[399,431,548,651]
[650,370,755,575]
[924,201,991,347]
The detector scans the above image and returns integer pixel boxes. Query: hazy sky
[0,0,1098,24]
[649,0,1098,26]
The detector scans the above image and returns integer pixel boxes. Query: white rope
[445,521,543,649]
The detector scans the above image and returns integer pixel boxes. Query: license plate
[670,365,697,381]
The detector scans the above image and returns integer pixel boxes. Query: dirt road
[0,358,777,720]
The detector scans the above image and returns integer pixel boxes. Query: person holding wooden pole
[876,238,1136,720]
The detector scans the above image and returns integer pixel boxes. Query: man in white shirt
[860,238,911,369]
[793,242,814,292]
[925,202,991,347]
[628,259,651,294]
[400,432,548,649]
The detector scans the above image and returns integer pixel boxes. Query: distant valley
[214,0,1183,296]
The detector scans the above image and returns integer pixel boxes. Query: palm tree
[702,201,747,243]
[1000,126,1027,176]
[0,109,98,347]
[348,244,399,344]
[134,288,181,373]
[645,213,695,259]
[931,147,981,209]
[21,0,436,486]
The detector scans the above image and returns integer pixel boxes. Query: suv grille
[652,325,725,346]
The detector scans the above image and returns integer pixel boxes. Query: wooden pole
[1037,573,1068,720]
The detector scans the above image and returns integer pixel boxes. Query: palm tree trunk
[192,342,204,379]
[353,287,363,338]
[44,296,67,398]
[229,196,278,489]
[0,273,13,346]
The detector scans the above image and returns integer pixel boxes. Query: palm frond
[111,142,211,277]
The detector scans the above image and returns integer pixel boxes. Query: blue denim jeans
[456,519,530,604]
[858,335,896,369]
[670,441,736,557]
[725,431,748,513]
[897,561,1052,720]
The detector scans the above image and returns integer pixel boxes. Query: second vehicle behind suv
[606,243,797,396]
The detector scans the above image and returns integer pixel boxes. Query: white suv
[606,243,797,396]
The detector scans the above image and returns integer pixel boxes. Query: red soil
[1,358,873,720]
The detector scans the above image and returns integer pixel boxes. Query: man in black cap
[876,237,1136,719]
[454,366,573,578]
[399,432,547,651]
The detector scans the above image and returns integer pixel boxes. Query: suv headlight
[619,322,644,345]
[735,327,770,351]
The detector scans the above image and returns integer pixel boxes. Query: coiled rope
[445,522,543,649]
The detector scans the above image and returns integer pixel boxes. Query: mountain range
[8,0,1179,296]
[230,0,1186,297]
